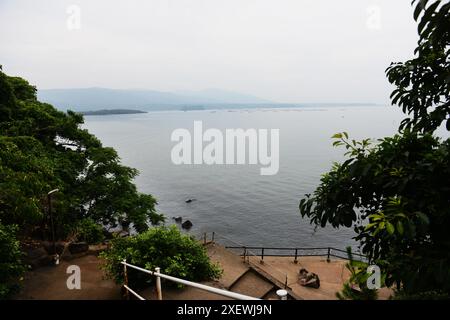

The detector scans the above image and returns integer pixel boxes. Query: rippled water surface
[84,106,407,249]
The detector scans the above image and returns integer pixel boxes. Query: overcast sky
[0,0,418,104]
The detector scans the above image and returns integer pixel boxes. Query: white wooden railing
[121,260,260,300]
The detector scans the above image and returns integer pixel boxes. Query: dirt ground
[14,255,121,300]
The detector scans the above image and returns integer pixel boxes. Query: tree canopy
[300,0,450,298]
[0,70,164,238]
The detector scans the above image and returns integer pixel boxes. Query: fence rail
[120,260,260,300]
[195,231,367,263]
[223,245,367,263]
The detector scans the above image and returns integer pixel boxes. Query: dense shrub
[0,222,25,299]
[73,218,105,244]
[100,226,222,288]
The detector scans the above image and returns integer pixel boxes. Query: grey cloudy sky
[0,0,418,103]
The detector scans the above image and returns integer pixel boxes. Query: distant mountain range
[37,88,272,112]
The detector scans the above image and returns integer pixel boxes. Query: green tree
[100,226,222,288]
[0,222,25,299]
[386,0,449,133]
[0,70,164,238]
[299,0,450,298]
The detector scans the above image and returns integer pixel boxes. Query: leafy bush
[336,248,380,300]
[0,222,26,299]
[300,0,450,298]
[73,218,105,244]
[100,226,222,288]
[301,132,450,294]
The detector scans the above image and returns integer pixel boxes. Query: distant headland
[81,109,147,116]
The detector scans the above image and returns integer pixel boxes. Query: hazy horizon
[1,0,418,104]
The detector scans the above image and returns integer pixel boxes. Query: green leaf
[413,0,427,21]
[416,212,430,225]
[331,133,343,139]
[396,221,404,235]
[364,223,377,230]
[386,222,395,235]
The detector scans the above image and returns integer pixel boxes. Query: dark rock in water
[68,242,89,254]
[172,216,182,223]
[181,220,193,229]
[185,198,196,203]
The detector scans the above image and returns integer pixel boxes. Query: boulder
[24,246,47,260]
[22,246,54,269]
[33,255,54,269]
[88,244,108,256]
[68,242,89,254]
[42,241,65,255]
[172,216,182,223]
[181,220,193,229]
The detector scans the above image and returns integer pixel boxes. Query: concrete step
[229,270,275,298]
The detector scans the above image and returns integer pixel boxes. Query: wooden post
[260,248,264,264]
[212,232,215,243]
[243,247,247,263]
[203,232,207,245]
[123,260,129,300]
[155,267,162,300]
[294,248,298,264]
[327,248,331,263]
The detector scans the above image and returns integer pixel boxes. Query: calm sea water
[83,106,407,249]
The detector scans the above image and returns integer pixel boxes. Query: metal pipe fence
[120,260,260,300]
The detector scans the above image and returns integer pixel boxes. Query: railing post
[243,247,247,264]
[294,249,298,264]
[123,260,129,300]
[327,248,331,263]
[260,248,264,264]
[284,274,288,289]
[155,267,162,300]
[212,232,215,243]
[203,232,207,245]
